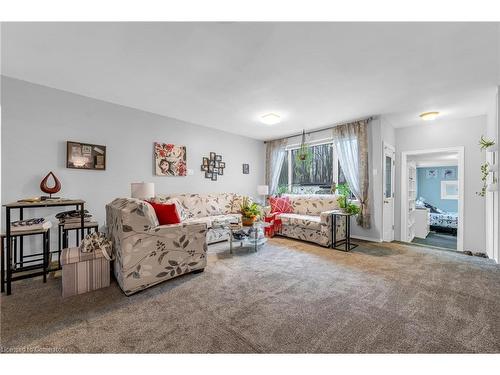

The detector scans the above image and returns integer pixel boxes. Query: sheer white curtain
[265,139,288,195]
[332,119,371,228]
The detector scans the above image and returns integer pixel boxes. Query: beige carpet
[1,237,499,353]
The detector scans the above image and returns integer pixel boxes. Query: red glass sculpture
[40,171,61,198]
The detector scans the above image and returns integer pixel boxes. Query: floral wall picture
[154,142,187,176]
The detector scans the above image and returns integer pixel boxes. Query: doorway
[383,143,395,242]
[401,147,464,252]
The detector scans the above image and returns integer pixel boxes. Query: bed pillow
[269,196,293,214]
[147,201,181,225]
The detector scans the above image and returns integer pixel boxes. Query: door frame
[400,146,464,252]
[382,142,396,242]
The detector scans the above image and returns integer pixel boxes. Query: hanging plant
[479,135,495,150]
[476,162,490,197]
[295,130,312,164]
[477,136,497,197]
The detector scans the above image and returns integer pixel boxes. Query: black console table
[331,211,358,252]
[3,199,85,295]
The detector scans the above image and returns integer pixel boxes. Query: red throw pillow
[147,201,181,225]
[269,196,293,214]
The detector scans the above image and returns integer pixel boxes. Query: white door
[383,144,395,242]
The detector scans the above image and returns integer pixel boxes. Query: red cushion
[269,196,293,214]
[147,201,181,225]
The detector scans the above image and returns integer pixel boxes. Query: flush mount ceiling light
[419,111,440,121]
[260,113,281,125]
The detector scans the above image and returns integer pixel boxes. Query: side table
[229,221,272,253]
[3,199,86,295]
[331,211,358,252]
[264,214,282,237]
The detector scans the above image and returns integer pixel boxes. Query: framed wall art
[242,164,249,174]
[201,152,225,180]
[154,143,187,176]
[66,141,106,170]
[441,180,459,200]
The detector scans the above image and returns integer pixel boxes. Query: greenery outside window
[278,141,347,195]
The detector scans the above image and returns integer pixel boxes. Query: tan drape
[332,119,371,228]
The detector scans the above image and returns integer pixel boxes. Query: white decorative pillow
[166,198,188,221]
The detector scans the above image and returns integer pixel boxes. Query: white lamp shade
[487,183,498,192]
[131,182,155,200]
[257,185,269,195]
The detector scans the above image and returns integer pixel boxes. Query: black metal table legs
[331,213,358,252]
[6,207,11,295]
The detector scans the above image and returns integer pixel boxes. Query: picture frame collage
[201,152,226,181]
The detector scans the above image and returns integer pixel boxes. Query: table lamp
[131,182,155,200]
[257,185,269,205]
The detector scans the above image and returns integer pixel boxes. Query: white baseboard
[351,235,382,243]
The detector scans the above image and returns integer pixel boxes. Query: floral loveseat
[152,193,245,244]
[106,198,208,295]
[275,194,346,247]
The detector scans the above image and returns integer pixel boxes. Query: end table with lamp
[257,185,269,206]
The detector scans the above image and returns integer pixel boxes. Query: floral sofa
[152,193,245,244]
[275,194,346,247]
[106,198,208,295]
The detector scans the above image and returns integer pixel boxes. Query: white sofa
[106,198,207,295]
[276,194,347,247]
[152,193,246,244]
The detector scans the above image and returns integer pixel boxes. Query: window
[384,155,392,198]
[291,143,333,185]
[278,141,346,194]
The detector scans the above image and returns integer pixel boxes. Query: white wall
[485,87,499,262]
[1,77,266,251]
[381,117,396,148]
[394,115,487,253]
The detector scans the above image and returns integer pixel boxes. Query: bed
[429,212,458,235]
[416,198,458,236]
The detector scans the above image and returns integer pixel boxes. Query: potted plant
[239,197,262,226]
[295,130,313,165]
[335,183,360,215]
[276,184,290,197]
[479,135,496,150]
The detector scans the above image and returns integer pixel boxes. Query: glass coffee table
[212,219,272,253]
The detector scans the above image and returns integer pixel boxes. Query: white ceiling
[2,22,499,140]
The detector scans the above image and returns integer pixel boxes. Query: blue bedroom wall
[417,166,458,213]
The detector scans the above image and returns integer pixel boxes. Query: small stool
[58,222,98,266]
[1,229,50,294]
